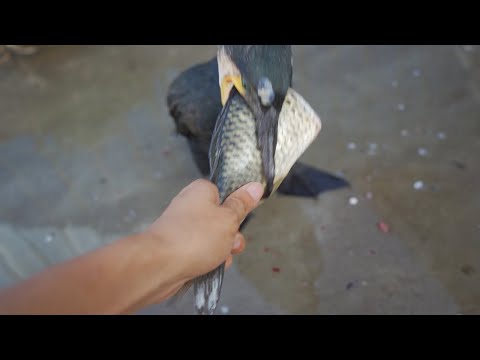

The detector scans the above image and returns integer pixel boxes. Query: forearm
[0,231,182,315]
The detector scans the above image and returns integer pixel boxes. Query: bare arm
[0,180,263,315]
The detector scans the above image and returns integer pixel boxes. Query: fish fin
[193,263,226,315]
[209,88,238,181]
[277,162,350,198]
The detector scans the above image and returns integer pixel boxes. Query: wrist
[133,229,187,300]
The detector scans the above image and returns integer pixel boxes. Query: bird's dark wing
[166,57,350,197]
[166,57,223,175]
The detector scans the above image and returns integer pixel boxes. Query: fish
[193,86,322,315]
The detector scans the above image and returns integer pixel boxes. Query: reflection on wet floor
[0,45,478,314]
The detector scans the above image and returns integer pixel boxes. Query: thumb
[222,182,264,224]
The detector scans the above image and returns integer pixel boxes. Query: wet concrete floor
[0,45,478,314]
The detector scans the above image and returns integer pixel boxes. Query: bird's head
[217,45,292,124]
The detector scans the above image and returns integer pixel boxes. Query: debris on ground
[367,142,378,156]
[365,192,373,200]
[272,267,280,273]
[348,197,359,206]
[461,264,475,276]
[401,129,409,137]
[153,170,164,180]
[417,147,428,157]
[377,221,390,234]
[397,103,406,111]
[220,306,230,314]
[451,160,467,170]
[413,180,425,190]
[161,146,172,156]
[44,234,54,243]
[436,132,447,140]
[124,209,137,223]
[347,142,357,150]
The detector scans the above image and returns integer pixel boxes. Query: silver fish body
[193,87,322,315]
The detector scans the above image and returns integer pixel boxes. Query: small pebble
[413,180,424,190]
[272,267,281,273]
[436,132,447,140]
[45,234,54,243]
[361,281,368,286]
[162,147,172,156]
[347,142,357,150]
[397,103,406,112]
[412,68,421,78]
[220,306,230,314]
[369,249,377,255]
[365,192,373,200]
[348,197,359,206]
[391,80,398,88]
[417,148,428,157]
[346,282,355,290]
[401,129,409,137]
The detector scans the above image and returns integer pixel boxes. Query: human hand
[147,179,264,286]
[0,179,264,315]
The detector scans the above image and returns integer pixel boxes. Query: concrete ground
[0,45,478,315]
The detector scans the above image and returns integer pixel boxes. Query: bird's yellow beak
[220,75,245,105]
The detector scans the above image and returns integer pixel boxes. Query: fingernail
[245,182,264,202]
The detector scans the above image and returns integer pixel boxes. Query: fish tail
[193,262,226,315]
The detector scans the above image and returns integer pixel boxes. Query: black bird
[167,48,349,200]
